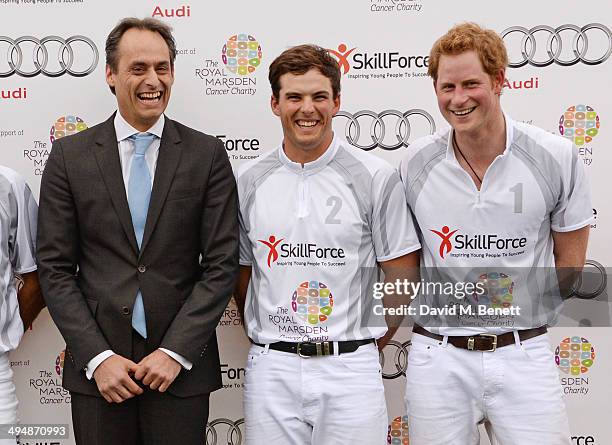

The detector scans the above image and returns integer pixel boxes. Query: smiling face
[434,50,504,139]
[106,28,174,131]
[271,68,340,164]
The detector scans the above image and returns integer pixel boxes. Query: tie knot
[128,133,156,156]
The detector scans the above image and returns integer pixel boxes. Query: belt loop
[333,341,340,356]
[441,335,449,348]
[263,344,270,354]
[513,330,521,348]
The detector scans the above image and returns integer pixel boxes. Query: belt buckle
[297,341,332,358]
[480,334,498,351]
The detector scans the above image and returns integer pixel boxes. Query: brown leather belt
[412,324,547,352]
[254,339,374,357]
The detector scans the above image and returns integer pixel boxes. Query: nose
[300,97,315,114]
[450,87,469,107]
[144,67,159,87]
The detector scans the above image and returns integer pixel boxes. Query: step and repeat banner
[1,1,611,444]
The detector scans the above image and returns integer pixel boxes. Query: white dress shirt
[85,111,192,379]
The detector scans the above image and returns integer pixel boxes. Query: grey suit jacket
[37,114,238,397]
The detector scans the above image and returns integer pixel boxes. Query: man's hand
[17,271,45,329]
[93,355,142,403]
[134,349,181,392]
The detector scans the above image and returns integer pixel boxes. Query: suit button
[121,306,131,315]
[138,265,146,273]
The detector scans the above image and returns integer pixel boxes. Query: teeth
[138,92,162,100]
[452,107,475,116]
[297,120,317,127]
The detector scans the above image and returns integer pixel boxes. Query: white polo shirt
[0,166,37,352]
[399,115,592,335]
[238,136,420,344]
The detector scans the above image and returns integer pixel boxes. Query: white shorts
[0,352,18,445]
[405,333,570,445]
[244,342,387,445]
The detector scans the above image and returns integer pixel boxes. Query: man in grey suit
[36,17,238,445]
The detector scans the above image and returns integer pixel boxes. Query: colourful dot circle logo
[291,281,333,325]
[55,350,65,377]
[555,337,595,375]
[474,272,514,308]
[50,115,88,144]
[221,34,262,76]
[559,104,600,146]
[387,415,409,444]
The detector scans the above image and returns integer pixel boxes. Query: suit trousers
[71,332,210,445]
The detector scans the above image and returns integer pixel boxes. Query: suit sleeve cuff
[85,350,115,380]
[159,348,193,370]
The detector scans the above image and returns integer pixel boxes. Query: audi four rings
[501,23,612,67]
[379,340,411,379]
[334,109,436,151]
[206,418,244,445]
[0,35,99,77]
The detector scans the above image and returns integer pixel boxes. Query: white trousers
[0,353,18,445]
[244,342,388,445]
[405,333,571,445]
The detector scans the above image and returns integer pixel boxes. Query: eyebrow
[283,89,330,97]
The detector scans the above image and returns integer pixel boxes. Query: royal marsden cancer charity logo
[257,235,346,268]
[327,42,428,80]
[221,34,262,75]
[292,281,333,325]
[50,115,88,144]
[195,33,261,96]
[387,415,409,445]
[555,337,595,376]
[429,226,527,260]
[559,105,600,146]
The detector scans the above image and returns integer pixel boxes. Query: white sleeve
[239,210,253,266]
[9,174,38,274]
[551,146,593,232]
[371,167,421,262]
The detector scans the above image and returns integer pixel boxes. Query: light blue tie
[127,132,156,338]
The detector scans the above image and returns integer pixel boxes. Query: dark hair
[269,44,341,99]
[428,22,508,82]
[105,17,177,94]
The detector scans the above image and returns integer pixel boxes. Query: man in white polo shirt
[235,44,420,444]
[399,23,592,445]
[0,166,40,445]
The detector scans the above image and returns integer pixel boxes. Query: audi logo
[379,339,410,379]
[570,259,607,300]
[205,418,244,445]
[501,24,612,67]
[0,35,99,77]
[334,110,436,151]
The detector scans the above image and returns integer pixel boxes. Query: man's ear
[271,94,281,117]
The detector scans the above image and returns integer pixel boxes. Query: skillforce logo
[429,226,527,260]
[291,281,334,325]
[555,336,595,396]
[257,235,346,268]
[195,33,261,96]
[327,42,428,81]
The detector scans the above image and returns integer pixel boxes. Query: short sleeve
[551,146,593,232]
[8,173,38,274]
[371,167,421,262]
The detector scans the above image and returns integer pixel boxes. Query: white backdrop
[1,1,610,444]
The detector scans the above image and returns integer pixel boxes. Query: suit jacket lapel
[139,117,183,257]
[93,114,140,255]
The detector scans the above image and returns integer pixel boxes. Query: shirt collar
[114,111,165,142]
[278,134,340,175]
[445,112,514,161]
